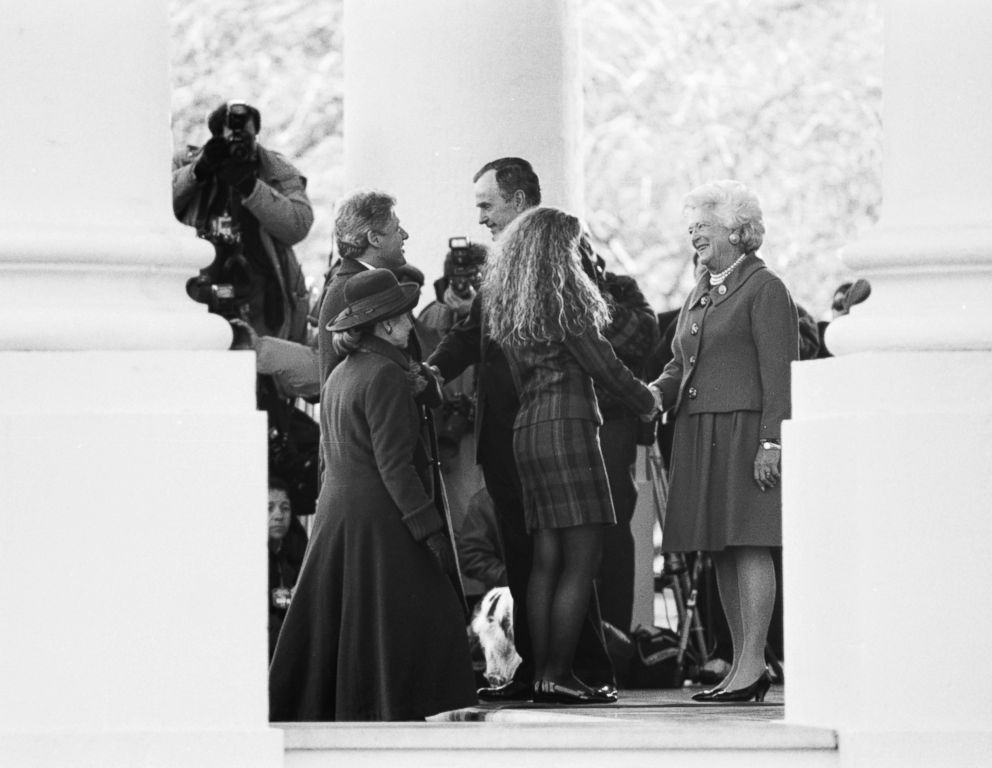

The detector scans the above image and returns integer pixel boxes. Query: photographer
[172,100,313,345]
[173,100,318,519]
[417,240,488,513]
[417,238,487,354]
[419,239,487,461]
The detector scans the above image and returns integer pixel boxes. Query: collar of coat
[336,258,369,278]
[356,334,410,369]
[688,253,766,309]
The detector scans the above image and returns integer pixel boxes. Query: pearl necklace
[708,252,748,286]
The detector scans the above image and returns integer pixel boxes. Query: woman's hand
[639,383,662,422]
[754,443,781,491]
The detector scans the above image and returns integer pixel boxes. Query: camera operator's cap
[328,268,419,331]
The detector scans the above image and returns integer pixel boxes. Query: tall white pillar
[0,3,280,766]
[784,2,992,765]
[341,0,660,635]
[342,0,583,283]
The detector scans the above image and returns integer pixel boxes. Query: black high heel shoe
[708,671,772,703]
[691,686,724,702]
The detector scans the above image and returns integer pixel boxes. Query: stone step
[280,719,837,768]
[279,687,838,768]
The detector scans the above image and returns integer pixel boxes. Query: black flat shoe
[708,672,772,703]
[591,684,619,703]
[477,678,532,702]
[532,680,604,705]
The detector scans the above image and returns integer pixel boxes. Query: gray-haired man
[316,189,411,382]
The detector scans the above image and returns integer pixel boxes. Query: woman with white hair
[483,206,657,704]
[650,180,798,703]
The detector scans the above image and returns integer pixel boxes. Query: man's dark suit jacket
[316,257,368,384]
[428,292,517,466]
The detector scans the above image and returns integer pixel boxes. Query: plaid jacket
[578,237,660,418]
[502,324,656,428]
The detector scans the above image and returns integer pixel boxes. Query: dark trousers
[597,416,639,633]
[480,422,615,688]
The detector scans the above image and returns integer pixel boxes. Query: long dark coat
[268,336,476,721]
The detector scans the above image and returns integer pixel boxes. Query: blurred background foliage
[170,0,881,318]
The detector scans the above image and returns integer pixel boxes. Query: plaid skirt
[513,419,616,532]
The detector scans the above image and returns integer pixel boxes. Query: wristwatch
[760,441,781,451]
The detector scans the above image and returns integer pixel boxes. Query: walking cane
[425,406,470,619]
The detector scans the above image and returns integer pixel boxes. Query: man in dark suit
[316,189,411,382]
[429,157,658,700]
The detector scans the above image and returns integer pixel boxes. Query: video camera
[185,246,254,323]
[445,237,486,299]
[185,101,261,326]
[225,101,256,161]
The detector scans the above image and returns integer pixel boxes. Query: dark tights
[527,524,603,689]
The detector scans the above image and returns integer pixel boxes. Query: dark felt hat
[327,268,419,332]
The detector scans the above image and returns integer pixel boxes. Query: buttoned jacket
[654,254,798,441]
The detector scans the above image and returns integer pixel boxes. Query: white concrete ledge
[278,719,838,752]
[0,730,283,768]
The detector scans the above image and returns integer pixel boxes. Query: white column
[826,2,992,356]
[0,4,229,350]
[342,0,583,283]
[784,2,992,766]
[0,3,280,766]
[341,0,660,634]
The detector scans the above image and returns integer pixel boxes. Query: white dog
[470,587,522,687]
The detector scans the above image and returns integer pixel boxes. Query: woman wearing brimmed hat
[269,269,477,721]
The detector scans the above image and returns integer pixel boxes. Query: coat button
[690,322,699,335]
[718,284,727,295]
[687,386,698,399]
[689,355,696,366]
[700,296,709,306]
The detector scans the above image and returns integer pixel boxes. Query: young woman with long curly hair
[482,206,658,704]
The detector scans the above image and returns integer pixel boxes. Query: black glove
[193,136,229,182]
[424,530,457,579]
[215,158,258,196]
